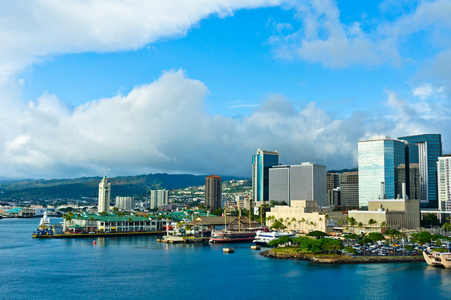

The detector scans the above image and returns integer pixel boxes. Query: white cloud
[1,70,450,179]
[0,70,364,178]
[412,83,446,100]
[270,0,400,68]
[0,0,282,83]
[271,0,451,68]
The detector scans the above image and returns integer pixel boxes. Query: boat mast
[238,206,241,232]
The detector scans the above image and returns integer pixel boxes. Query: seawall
[260,250,425,264]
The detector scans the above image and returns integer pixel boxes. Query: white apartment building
[438,155,451,212]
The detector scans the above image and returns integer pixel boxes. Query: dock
[158,236,210,244]
[51,231,164,239]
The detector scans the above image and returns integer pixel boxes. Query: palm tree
[63,211,74,232]
[300,218,306,233]
[309,221,315,232]
[380,221,387,228]
[368,219,377,226]
[291,217,297,230]
[128,217,133,232]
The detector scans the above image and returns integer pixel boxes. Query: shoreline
[260,249,425,264]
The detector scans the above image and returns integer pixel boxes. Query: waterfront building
[64,214,162,233]
[150,190,169,210]
[98,176,111,213]
[339,172,359,208]
[205,175,222,211]
[358,136,418,207]
[265,200,346,234]
[398,134,442,208]
[438,155,451,212]
[115,196,135,211]
[348,191,420,233]
[269,162,327,206]
[189,216,259,231]
[252,149,279,203]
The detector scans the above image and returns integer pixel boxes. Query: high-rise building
[205,175,222,211]
[98,176,111,213]
[115,196,135,211]
[358,136,418,207]
[150,190,169,210]
[327,172,340,191]
[252,149,279,203]
[437,155,451,212]
[269,162,327,206]
[339,172,359,208]
[398,134,442,208]
[327,172,340,207]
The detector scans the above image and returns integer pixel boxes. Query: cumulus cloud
[1,70,450,179]
[0,70,363,178]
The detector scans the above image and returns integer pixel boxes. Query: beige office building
[348,198,420,233]
[266,200,346,234]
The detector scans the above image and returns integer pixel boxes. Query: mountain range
[0,173,242,200]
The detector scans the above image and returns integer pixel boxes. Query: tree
[270,220,286,231]
[63,211,74,232]
[421,213,440,227]
[410,231,432,244]
[306,231,329,238]
[443,222,451,232]
[380,221,387,228]
[346,217,357,227]
[268,236,292,247]
[368,232,384,242]
[368,219,377,226]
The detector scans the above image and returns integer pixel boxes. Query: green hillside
[0,173,242,200]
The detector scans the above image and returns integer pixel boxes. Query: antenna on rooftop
[101,168,110,177]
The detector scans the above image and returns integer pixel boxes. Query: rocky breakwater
[260,250,425,265]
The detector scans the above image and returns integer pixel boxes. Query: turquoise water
[1,218,451,300]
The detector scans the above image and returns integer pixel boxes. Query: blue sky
[0,0,450,179]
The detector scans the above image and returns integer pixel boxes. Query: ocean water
[1,218,450,300]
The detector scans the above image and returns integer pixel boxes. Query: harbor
[2,217,450,300]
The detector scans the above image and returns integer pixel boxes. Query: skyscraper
[150,190,169,210]
[98,176,111,213]
[205,175,222,211]
[339,172,359,208]
[358,136,418,207]
[398,134,442,208]
[437,155,451,212]
[252,149,279,203]
[268,162,327,206]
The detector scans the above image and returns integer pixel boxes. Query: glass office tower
[252,149,279,203]
[398,134,442,208]
[358,136,418,207]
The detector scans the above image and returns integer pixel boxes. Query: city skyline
[1,1,451,179]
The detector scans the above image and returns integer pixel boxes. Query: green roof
[73,214,152,222]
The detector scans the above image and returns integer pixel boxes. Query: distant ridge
[327,167,358,174]
[0,173,245,200]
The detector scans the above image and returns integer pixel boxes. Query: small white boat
[252,230,294,246]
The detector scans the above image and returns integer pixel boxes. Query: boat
[32,211,53,238]
[422,251,451,268]
[209,230,258,243]
[252,230,294,246]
